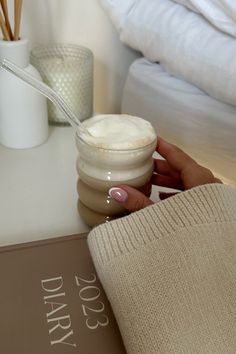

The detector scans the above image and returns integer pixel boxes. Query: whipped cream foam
[79,114,156,149]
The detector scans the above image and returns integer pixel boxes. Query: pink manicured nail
[109,187,128,203]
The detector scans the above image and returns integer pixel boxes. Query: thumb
[109,185,153,212]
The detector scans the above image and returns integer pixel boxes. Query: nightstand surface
[0,126,90,246]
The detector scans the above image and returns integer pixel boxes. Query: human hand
[109,138,222,212]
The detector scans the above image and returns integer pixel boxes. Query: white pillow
[120,0,236,106]
[173,0,236,38]
[98,0,136,31]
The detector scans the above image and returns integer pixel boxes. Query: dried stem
[14,0,23,40]
[0,5,10,40]
[1,0,13,39]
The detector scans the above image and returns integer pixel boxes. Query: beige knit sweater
[88,184,236,354]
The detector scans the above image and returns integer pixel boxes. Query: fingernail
[109,187,128,203]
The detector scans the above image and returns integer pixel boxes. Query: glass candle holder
[30,44,93,125]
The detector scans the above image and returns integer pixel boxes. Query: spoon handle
[0,58,80,129]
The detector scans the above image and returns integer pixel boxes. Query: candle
[31,45,93,125]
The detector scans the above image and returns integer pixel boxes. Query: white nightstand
[0,126,90,246]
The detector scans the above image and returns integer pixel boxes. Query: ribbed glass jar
[30,44,93,125]
[75,132,156,227]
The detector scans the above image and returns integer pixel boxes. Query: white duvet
[99,0,236,37]
[99,0,236,106]
[173,0,236,37]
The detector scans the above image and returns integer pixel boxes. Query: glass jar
[75,132,156,227]
[30,44,93,125]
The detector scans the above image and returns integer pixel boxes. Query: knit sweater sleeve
[88,184,236,354]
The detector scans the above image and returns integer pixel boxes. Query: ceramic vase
[0,39,48,149]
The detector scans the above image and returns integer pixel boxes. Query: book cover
[0,233,126,354]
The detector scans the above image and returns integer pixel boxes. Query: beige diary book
[0,233,126,354]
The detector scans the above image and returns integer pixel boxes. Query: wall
[8,0,139,113]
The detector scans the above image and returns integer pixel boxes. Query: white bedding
[99,0,236,37]
[99,0,236,107]
[173,0,236,37]
[122,58,236,186]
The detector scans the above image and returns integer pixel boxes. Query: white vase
[0,39,48,149]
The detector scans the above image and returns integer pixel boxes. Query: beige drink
[76,114,157,227]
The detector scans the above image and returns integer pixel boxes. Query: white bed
[122,58,236,186]
[98,0,236,185]
[99,0,236,107]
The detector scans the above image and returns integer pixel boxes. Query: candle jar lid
[30,44,93,125]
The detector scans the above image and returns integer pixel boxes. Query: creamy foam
[79,114,156,149]
[76,114,157,182]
